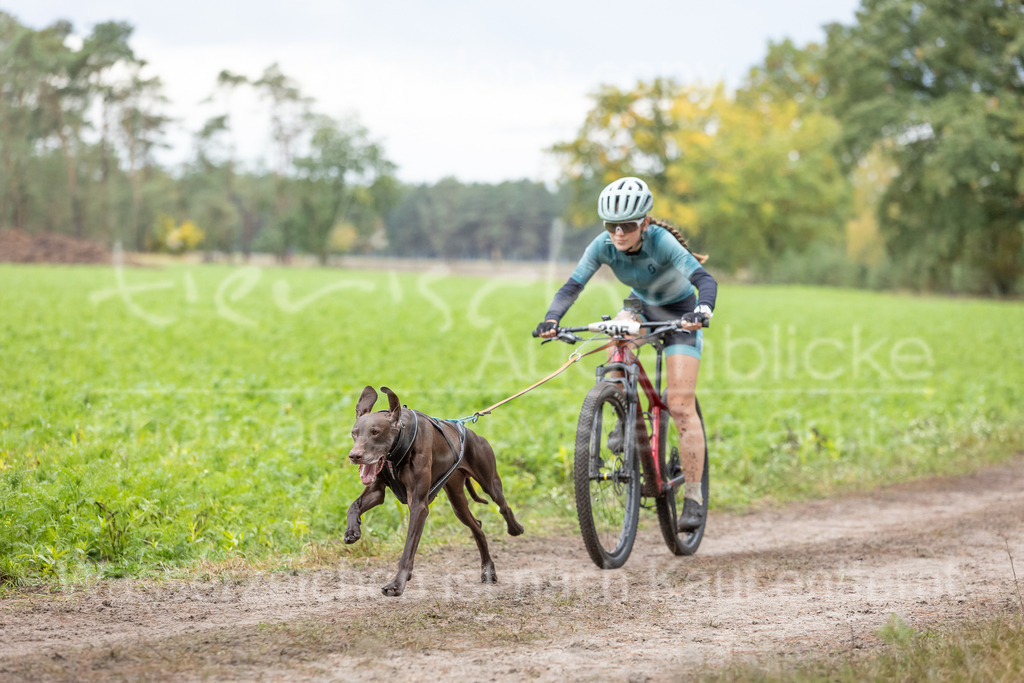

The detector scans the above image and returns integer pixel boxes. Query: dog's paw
[504,514,525,536]
[344,528,361,544]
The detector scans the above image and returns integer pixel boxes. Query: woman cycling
[535,176,717,531]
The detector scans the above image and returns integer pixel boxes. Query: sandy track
[3,455,1024,681]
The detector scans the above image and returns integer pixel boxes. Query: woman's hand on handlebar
[678,317,703,332]
[680,305,712,331]
[533,321,583,344]
[534,320,559,339]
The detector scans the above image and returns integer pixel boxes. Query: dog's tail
[465,479,488,504]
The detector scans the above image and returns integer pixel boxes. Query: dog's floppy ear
[355,386,377,417]
[380,386,402,427]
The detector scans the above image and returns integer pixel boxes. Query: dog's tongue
[359,460,384,485]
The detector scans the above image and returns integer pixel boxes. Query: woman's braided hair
[648,217,708,264]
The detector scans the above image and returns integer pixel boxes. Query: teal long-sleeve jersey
[544,225,717,322]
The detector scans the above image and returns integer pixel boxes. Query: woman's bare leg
[665,354,704,500]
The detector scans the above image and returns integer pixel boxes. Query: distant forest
[1,1,1021,295]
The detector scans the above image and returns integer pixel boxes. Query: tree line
[554,0,1023,295]
[1,1,1021,294]
[0,13,399,263]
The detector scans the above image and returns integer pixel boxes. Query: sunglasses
[604,219,645,234]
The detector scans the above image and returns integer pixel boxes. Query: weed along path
[3,455,1024,681]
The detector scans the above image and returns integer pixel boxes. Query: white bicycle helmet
[597,177,653,222]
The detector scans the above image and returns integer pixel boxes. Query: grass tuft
[708,613,1024,682]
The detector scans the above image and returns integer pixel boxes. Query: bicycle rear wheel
[573,381,640,569]
[655,396,709,556]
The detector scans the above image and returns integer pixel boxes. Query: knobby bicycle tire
[573,381,640,569]
[655,395,709,556]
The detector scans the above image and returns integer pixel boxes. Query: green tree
[824,0,1024,294]
[0,12,46,229]
[187,114,241,253]
[180,128,239,255]
[112,64,171,249]
[291,113,396,264]
[33,19,87,237]
[31,20,134,239]
[552,79,852,271]
[253,63,311,261]
[738,39,829,109]
[194,70,250,254]
[675,85,851,270]
[551,78,685,226]
[383,179,572,260]
[86,22,136,241]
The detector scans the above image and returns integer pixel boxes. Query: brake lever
[541,330,580,345]
[560,330,583,344]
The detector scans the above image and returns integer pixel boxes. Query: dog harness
[380,408,467,505]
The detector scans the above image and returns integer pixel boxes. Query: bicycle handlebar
[531,319,690,345]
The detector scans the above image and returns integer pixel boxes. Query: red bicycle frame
[604,342,671,494]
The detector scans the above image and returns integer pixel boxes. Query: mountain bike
[535,308,709,569]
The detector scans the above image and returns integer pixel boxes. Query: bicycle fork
[594,363,658,494]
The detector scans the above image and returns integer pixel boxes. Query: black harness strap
[380,408,418,504]
[379,409,467,505]
[424,417,467,504]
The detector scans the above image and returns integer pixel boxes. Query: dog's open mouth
[359,458,386,485]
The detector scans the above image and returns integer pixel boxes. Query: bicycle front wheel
[573,382,640,569]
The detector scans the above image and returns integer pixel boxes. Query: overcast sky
[8,1,862,184]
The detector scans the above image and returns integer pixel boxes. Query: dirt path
[3,456,1024,681]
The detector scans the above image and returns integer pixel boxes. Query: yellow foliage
[329,222,359,254]
[553,77,851,268]
[846,144,897,265]
[155,215,205,253]
[673,204,701,231]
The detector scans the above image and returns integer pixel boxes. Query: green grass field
[2,263,1022,585]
